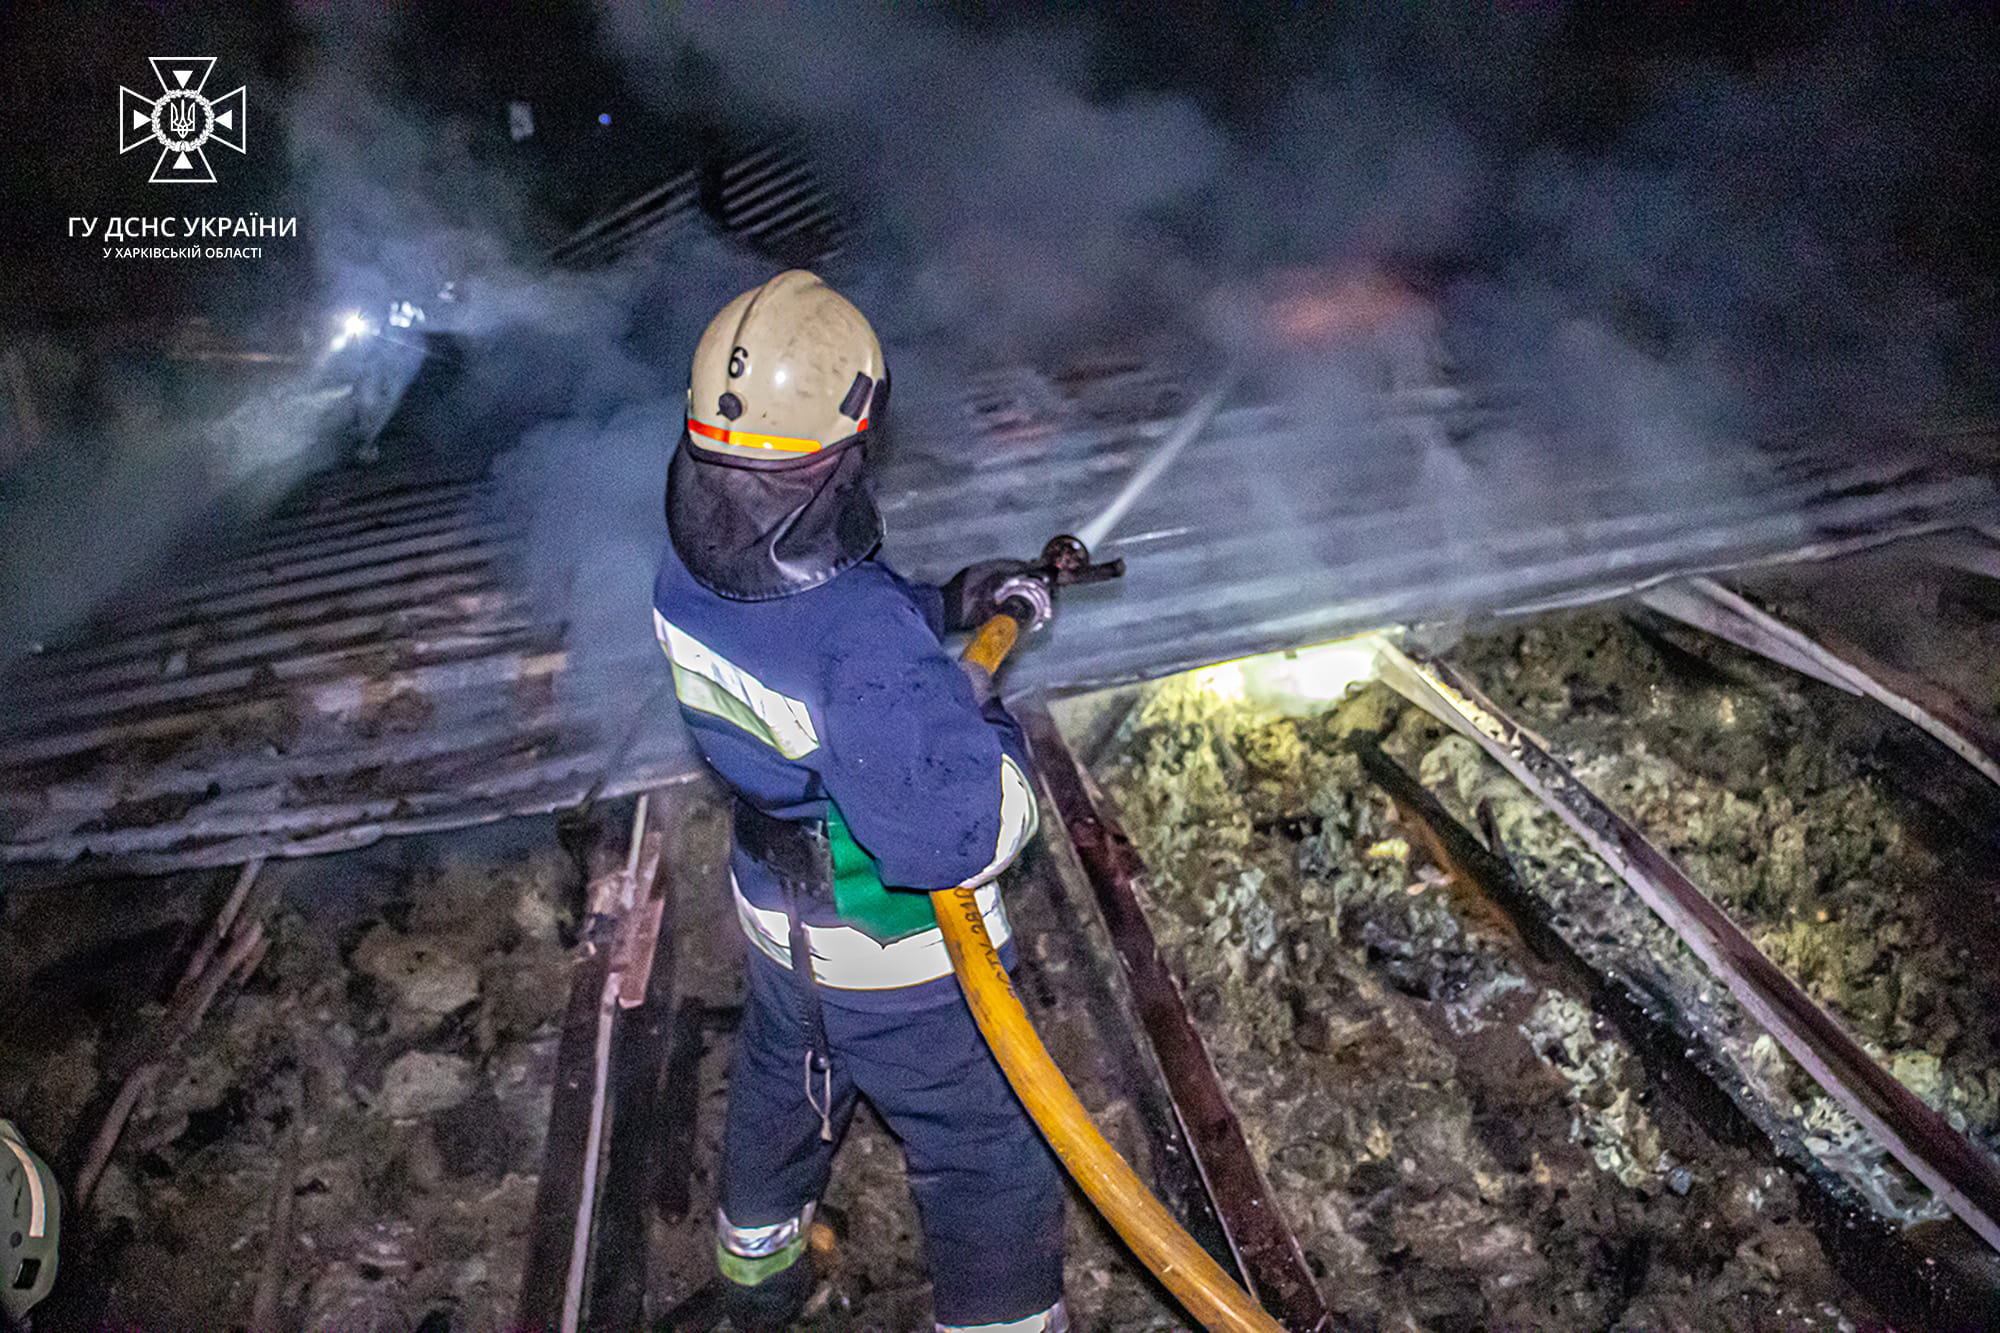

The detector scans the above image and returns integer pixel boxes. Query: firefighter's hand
[940,558,1035,633]
[959,658,998,704]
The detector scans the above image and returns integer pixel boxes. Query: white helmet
[686,270,886,466]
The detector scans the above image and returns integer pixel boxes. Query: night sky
[3,5,1994,353]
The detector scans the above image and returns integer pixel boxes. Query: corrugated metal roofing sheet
[4,358,1994,874]
[877,380,2000,691]
[0,461,689,874]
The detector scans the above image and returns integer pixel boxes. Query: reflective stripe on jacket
[653,542,1037,1011]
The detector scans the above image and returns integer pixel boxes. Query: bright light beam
[331,311,372,351]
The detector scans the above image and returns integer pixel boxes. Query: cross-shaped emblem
[119,57,247,185]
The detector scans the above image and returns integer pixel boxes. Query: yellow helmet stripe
[688,417,824,455]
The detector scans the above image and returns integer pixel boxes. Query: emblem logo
[119,57,247,185]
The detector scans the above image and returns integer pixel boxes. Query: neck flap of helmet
[666,432,883,601]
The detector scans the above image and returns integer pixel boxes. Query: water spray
[1075,366,1238,553]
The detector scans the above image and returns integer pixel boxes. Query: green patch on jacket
[828,802,939,944]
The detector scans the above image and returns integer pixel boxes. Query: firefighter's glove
[940,558,1035,633]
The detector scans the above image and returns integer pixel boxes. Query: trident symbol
[119,58,247,184]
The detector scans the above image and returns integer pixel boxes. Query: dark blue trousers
[722,952,1066,1326]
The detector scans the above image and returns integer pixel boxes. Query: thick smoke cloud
[295,3,1999,704]
[5,5,1990,679]
[491,241,775,691]
[602,5,1988,548]
[1,4,573,659]
[0,7,462,658]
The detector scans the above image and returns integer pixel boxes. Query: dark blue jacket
[653,540,1038,1011]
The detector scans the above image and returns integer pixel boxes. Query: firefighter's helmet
[1,1120,58,1321]
[686,270,886,467]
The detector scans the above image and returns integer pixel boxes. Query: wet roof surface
[4,354,1994,875]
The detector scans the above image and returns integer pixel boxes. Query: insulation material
[1094,674,1872,1329]
[1454,612,2000,1166]
[0,834,579,1329]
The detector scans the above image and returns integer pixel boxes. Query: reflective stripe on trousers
[938,1297,1070,1332]
[717,1201,814,1288]
[721,948,1065,1326]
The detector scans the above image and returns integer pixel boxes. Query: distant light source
[1253,636,1385,705]
[331,310,373,351]
[598,112,611,126]
[1188,661,1248,705]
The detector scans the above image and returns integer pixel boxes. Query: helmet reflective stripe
[687,416,829,456]
[687,270,884,468]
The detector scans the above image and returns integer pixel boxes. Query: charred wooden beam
[1015,817,1239,1284]
[519,796,652,1331]
[518,944,612,1332]
[1021,701,1336,1333]
[1358,739,2000,1329]
[1373,641,2000,1256]
[519,791,681,1333]
[1359,743,1592,995]
[1638,576,2000,788]
[652,998,708,1226]
[69,859,274,1208]
[588,794,683,1332]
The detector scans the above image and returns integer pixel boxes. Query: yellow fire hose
[935,615,1286,1333]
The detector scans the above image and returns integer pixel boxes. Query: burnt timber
[1359,740,2000,1328]
[1373,642,2000,1255]
[1023,702,1336,1333]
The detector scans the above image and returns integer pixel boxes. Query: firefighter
[653,271,1066,1331]
[2,1118,59,1330]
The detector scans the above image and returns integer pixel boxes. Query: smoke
[491,239,777,692]
[599,5,1992,571]
[0,7,451,658]
[6,5,1991,682]
[0,344,360,660]
[0,3,596,659]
